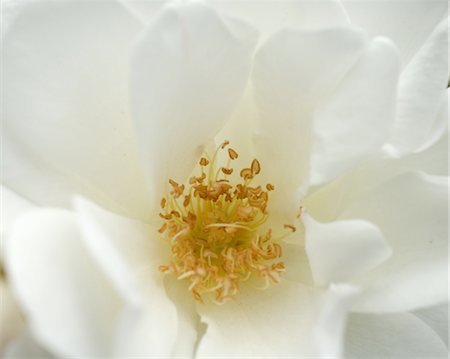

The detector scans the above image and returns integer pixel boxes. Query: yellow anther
[157,141,286,304]
[283,224,296,232]
[221,167,233,175]
[251,159,261,175]
[240,168,253,180]
[228,148,239,160]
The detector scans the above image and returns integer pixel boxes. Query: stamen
[158,141,288,304]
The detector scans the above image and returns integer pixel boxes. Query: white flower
[2,0,448,358]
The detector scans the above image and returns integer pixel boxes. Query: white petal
[3,331,54,359]
[345,312,448,358]
[0,281,24,352]
[5,209,123,357]
[303,213,391,286]
[314,284,360,358]
[413,88,449,153]
[341,0,447,66]
[388,18,449,154]
[311,37,400,185]
[113,303,177,357]
[339,172,449,312]
[3,0,151,219]
[163,277,200,358]
[252,26,367,220]
[414,303,449,347]
[73,197,179,356]
[131,1,258,210]
[282,242,314,285]
[197,281,359,358]
[196,281,318,357]
[74,196,168,304]
[402,128,448,177]
[210,0,349,37]
[0,186,34,240]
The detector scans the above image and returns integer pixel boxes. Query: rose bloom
[1,0,448,358]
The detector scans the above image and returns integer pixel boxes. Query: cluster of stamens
[158,141,294,304]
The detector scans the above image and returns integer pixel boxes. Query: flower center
[158,141,293,304]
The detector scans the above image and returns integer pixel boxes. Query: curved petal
[310,37,400,185]
[403,129,448,177]
[3,331,54,359]
[413,303,449,347]
[303,213,392,286]
[210,0,349,38]
[5,209,123,357]
[3,0,151,219]
[130,1,258,211]
[163,277,200,358]
[345,312,448,358]
[341,0,447,66]
[339,172,448,312]
[1,186,34,240]
[197,281,358,358]
[388,18,448,154]
[282,242,314,285]
[252,26,367,220]
[196,281,319,357]
[73,197,179,356]
[313,284,360,358]
[0,281,24,352]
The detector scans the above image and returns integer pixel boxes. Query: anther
[228,148,238,160]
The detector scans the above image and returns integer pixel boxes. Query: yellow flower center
[158,141,294,304]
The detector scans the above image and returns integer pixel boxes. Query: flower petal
[313,284,360,358]
[5,209,123,357]
[211,0,349,37]
[163,277,200,358]
[310,37,400,185]
[3,331,54,359]
[130,1,258,210]
[402,129,448,177]
[339,172,448,312]
[252,26,367,219]
[0,186,34,240]
[197,281,358,358]
[73,197,179,356]
[3,0,151,219]
[303,213,392,286]
[413,303,449,347]
[341,0,447,66]
[196,281,318,357]
[0,281,24,352]
[345,312,448,358]
[388,18,448,154]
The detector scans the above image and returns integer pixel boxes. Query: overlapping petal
[303,213,391,286]
[388,18,448,154]
[197,280,359,358]
[345,312,448,358]
[5,209,123,357]
[210,0,349,38]
[73,197,181,356]
[131,1,258,211]
[3,331,54,359]
[3,0,151,220]
[252,26,367,219]
[340,172,448,312]
[196,281,318,357]
[310,37,400,184]
[342,0,447,66]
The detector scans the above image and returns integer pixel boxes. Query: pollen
[157,141,287,304]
